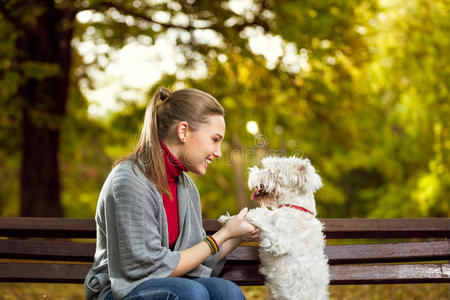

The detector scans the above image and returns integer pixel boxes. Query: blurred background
[0,0,448,299]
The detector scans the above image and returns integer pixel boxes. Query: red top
[160,140,187,248]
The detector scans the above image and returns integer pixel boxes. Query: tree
[1,0,75,216]
[0,0,274,216]
[2,0,446,219]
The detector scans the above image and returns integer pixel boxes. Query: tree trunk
[15,1,75,217]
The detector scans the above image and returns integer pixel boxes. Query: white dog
[220,156,329,300]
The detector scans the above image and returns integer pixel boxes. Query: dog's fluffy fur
[220,156,329,300]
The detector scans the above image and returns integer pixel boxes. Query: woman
[84,88,258,300]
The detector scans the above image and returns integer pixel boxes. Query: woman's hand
[221,207,256,239]
[171,208,255,277]
[241,227,260,242]
[213,208,259,261]
[212,207,256,246]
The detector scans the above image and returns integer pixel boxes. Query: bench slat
[0,263,91,283]
[329,263,450,285]
[209,218,450,238]
[1,218,449,239]
[325,241,450,264]
[225,241,450,264]
[1,263,447,285]
[222,263,450,285]
[0,218,96,238]
[0,239,95,262]
[1,240,448,264]
[322,218,450,239]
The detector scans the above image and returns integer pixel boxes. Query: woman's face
[179,114,225,175]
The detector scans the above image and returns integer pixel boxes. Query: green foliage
[0,0,448,219]
[363,0,450,217]
[59,86,113,218]
[0,10,21,216]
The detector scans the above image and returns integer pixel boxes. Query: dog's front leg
[218,212,231,225]
[246,208,289,256]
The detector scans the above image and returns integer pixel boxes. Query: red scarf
[160,140,187,247]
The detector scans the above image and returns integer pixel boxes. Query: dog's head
[248,156,322,207]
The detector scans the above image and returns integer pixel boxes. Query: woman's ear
[177,121,189,143]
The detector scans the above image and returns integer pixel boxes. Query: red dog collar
[278,204,314,215]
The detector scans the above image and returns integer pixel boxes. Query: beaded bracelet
[203,235,219,254]
[203,236,216,254]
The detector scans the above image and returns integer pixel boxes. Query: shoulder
[108,160,160,199]
[110,160,147,184]
[96,161,163,225]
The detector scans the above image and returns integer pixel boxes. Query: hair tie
[159,88,172,102]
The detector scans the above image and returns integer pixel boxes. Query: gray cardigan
[84,160,223,300]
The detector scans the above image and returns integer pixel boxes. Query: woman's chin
[197,168,207,175]
[189,165,207,175]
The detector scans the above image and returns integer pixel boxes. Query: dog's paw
[218,212,231,225]
[259,235,289,256]
[245,207,269,229]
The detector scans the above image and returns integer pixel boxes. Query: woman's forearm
[169,227,231,277]
[169,240,213,277]
[170,208,255,277]
[218,237,243,261]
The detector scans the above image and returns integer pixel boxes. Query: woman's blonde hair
[117,87,224,198]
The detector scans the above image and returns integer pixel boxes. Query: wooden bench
[0,217,449,285]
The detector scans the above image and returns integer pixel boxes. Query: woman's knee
[194,277,245,300]
[179,279,210,300]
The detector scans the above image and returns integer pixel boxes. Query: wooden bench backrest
[0,218,449,285]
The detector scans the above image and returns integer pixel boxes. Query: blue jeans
[104,277,246,300]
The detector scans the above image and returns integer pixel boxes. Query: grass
[0,283,449,299]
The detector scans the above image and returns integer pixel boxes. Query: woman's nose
[214,147,222,158]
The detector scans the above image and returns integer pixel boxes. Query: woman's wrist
[211,227,231,246]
